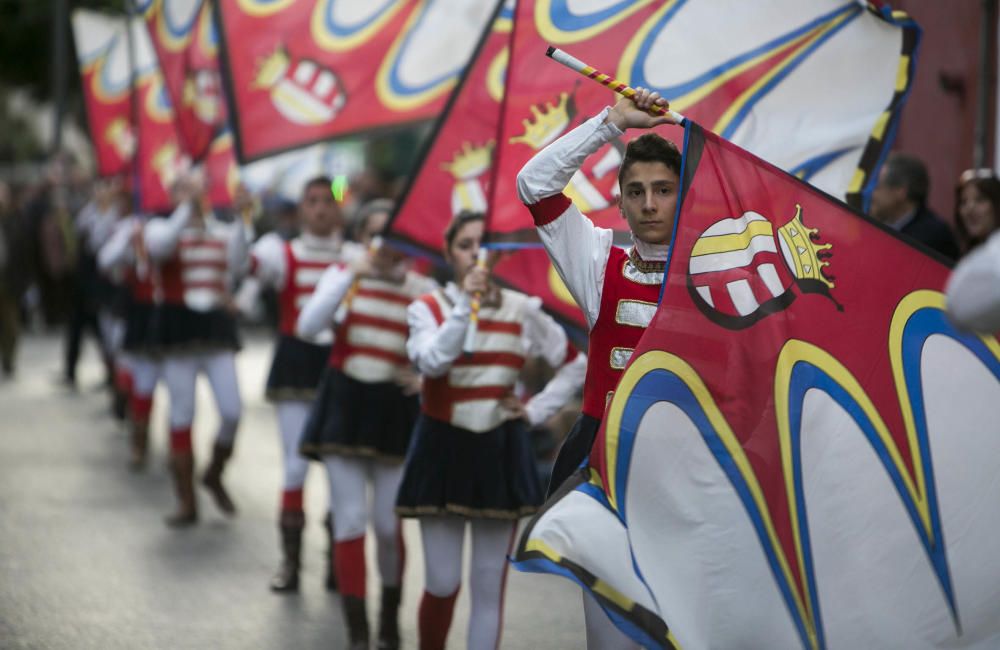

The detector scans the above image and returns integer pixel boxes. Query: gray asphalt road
[0,332,584,649]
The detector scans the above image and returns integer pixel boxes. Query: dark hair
[443,210,484,249]
[618,133,682,188]
[881,153,930,206]
[954,172,1000,250]
[302,175,333,196]
[351,198,395,240]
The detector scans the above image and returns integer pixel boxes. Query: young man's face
[300,183,342,237]
[617,161,679,245]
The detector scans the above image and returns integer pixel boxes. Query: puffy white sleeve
[144,202,192,261]
[97,219,135,273]
[516,108,621,329]
[946,231,1000,332]
[406,293,471,378]
[524,352,587,427]
[250,232,288,289]
[520,297,586,426]
[296,264,354,340]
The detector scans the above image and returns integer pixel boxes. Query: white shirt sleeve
[516,107,621,329]
[250,233,288,289]
[296,264,354,340]
[97,219,135,273]
[406,290,472,378]
[144,202,192,261]
[226,218,254,283]
[524,353,587,427]
[946,231,1000,332]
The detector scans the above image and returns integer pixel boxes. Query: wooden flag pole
[546,46,685,123]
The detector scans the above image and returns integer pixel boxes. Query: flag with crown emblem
[513,119,1000,649]
[214,0,499,162]
[136,0,226,161]
[72,10,135,177]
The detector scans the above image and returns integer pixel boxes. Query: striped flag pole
[462,247,489,355]
[545,46,685,123]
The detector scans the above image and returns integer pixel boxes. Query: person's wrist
[605,106,628,131]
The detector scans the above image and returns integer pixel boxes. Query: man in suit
[869,152,959,260]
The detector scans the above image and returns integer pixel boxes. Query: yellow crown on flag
[253,45,290,90]
[777,204,834,289]
[441,141,494,180]
[509,92,571,150]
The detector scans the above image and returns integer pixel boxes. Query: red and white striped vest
[159,222,230,311]
[582,246,665,420]
[277,237,344,340]
[328,273,427,383]
[419,288,529,433]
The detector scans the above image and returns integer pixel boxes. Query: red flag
[214,0,499,162]
[205,130,239,209]
[72,10,135,177]
[137,0,227,160]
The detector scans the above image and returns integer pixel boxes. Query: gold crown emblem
[105,117,135,158]
[441,141,494,180]
[777,204,834,289]
[252,45,290,90]
[509,92,570,150]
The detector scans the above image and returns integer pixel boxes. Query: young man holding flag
[516,87,675,649]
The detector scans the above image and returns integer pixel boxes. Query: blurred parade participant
[954,168,1000,255]
[237,176,347,593]
[869,152,959,259]
[516,87,678,650]
[98,197,161,470]
[297,199,435,650]
[396,212,583,650]
[144,171,249,527]
[0,180,27,377]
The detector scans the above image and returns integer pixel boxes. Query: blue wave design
[545,0,647,31]
[320,0,396,37]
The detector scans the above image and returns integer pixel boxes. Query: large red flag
[72,10,135,177]
[515,119,1000,648]
[214,0,499,162]
[137,0,227,161]
[204,130,239,209]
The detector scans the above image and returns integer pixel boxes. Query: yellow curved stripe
[487,45,508,104]
[154,3,197,53]
[603,349,815,647]
[535,0,657,45]
[375,0,456,112]
[311,0,407,53]
[690,221,774,257]
[236,0,295,17]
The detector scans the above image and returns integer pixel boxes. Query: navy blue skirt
[122,299,157,354]
[395,414,544,520]
[546,413,601,498]
[149,303,240,353]
[265,334,330,401]
[299,368,419,463]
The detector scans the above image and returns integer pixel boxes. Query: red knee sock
[170,427,193,454]
[281,488,304,514]
[335,536,367,599]
[115,365,134,396]
[418,587,460,650]
[130,393,153,426]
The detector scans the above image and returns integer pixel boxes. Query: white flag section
[612,0,917,207]
[513,122,1000,650]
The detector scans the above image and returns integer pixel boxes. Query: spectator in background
[0,180,28,377]
[954,168,1000,256]
[869,152,960,260]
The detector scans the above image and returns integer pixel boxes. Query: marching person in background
[144,171,249,527]
[396,211,585,650]
[0,180,28,378]
[98,196,161,470]
[953,168,1000,256]
[516,87,679,650]
[237,176,347,593]
[947,169,1000,333]
[296,199,434,650]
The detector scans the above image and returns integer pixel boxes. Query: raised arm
[406,293,471,378]
[143,201,192,262]
[296,263,354,340]
[97,218,136,273]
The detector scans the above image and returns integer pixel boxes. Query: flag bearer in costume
[145,173,249,527]
[98,208,160,470]
[240,176,347,593]
[516,88,678,649]
[396,211,586,650]
[297,199,435,650]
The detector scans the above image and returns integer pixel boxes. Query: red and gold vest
[328,273,427,383]
[582,246,665,419]
[418,288,529,433]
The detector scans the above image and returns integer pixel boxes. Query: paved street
[0,332,584,649]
